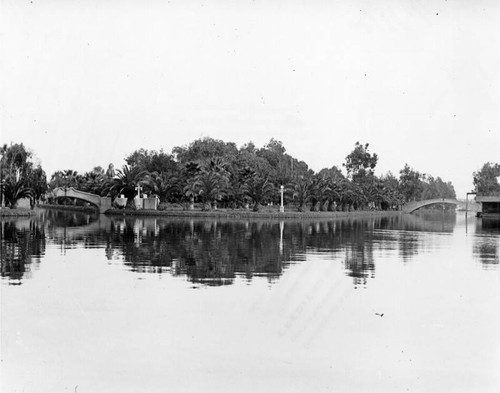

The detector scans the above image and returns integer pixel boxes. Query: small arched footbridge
[402,198,465,214]
[49,187,112,214]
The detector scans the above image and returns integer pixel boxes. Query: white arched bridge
[402,198,470,214]
[49,187,112,214]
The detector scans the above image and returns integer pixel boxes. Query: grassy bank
[34,203,403,220]
[0,207,37,217]
[104,207,403,220]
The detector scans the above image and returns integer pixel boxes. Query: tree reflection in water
[473,218,500,268]
[106,218,290,286]
[0,218,45,284]
[1,210,498,286]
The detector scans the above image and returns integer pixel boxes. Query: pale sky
[1,0,499,197]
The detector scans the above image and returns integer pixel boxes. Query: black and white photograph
[1,1,499,392]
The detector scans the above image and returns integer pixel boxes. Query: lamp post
[280,185,284,213]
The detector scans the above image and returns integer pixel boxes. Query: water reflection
[473,218,500,267]
[0,218,45,284]
[1,210,498,286]
[104,218,290,285]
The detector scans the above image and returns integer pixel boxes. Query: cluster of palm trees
[290,174,404,212]
[3,138,456,212]
[48,159,405,212]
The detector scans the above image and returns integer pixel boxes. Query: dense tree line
[1,138,460,210]
[39,138,455,211]
[0,143,48,208]
[473,162,500,196]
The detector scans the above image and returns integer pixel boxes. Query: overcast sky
[1,0,499,197]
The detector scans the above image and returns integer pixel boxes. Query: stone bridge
[402,198,465,214]
[49,187,112,214]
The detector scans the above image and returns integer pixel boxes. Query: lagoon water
[1,210,499,393]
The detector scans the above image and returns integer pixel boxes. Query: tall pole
[280,185,284,213]
[466,192,477,216]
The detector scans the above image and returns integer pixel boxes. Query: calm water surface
[1,210,499,393]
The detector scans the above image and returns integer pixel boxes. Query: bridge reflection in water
[1,210,498,287]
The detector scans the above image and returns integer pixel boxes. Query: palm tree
[194,169,228,210]
[323,179,341,211]
[150,172,180,203]
[243,174,274,211]
[225,169,247,209]
[1,178,33,208]
[292,177,312,212]
[336,179,359,211]
[309,175,330,212]
[106,165,151,206]
[183,177,198,210]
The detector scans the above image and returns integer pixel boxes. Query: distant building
[476,195,500,217]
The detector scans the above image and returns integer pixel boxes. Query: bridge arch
[402,198,462,214]
[49,187,112,214]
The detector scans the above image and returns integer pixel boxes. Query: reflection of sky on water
[1,209,499,287]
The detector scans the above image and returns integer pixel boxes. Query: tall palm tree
[194,170,228,210]
[183,177,198,210]
[243,174,274,212]
[292,177,312,212]
[309,175,330,212]
[150,172,180,203]
[106,165,151,206]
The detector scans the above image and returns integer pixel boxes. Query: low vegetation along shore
[18,204,403,220]
[105,207,403,219]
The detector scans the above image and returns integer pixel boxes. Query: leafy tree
[173,137,238,166]
[49,169,82,190]
[1,143,48,207]
[317,165,344,182]
[256,138,311,188]
[473,162,500,196]
[399,164,423,202]
[343,142,378,181]
[421,175,456,200]
[0,143,31,180]
[378,172,404,210]
[125,148,178,175]
[29,166,48,202]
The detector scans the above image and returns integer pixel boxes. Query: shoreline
[104,207,403,220]
[4,204,405,219]
[0,207,38,217]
